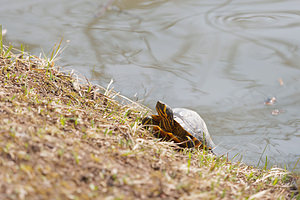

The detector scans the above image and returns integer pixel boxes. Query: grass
[0,32,299,199]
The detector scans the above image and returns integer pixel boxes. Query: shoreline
[0,46,299,199]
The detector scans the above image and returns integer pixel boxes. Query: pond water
[1,0,299,171]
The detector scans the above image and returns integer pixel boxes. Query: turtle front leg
[142,115,161,126]
[142,115,185,145]
[152,126,182,143]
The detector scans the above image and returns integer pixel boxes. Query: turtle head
[156,101,174,128]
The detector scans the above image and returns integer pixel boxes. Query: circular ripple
[214,11,300,29]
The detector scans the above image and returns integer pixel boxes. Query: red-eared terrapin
[143,101,215,151]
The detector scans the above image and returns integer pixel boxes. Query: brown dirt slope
[0,51,299,200]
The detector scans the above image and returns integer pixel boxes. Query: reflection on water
[1,0,299,170]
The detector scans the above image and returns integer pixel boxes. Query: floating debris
[264,97,277,105]
[278,78,284,86]
[271,109,285,116]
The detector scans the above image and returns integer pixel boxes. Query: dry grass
[0,45,299,200]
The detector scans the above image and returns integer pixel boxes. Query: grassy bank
[0,44,299,199]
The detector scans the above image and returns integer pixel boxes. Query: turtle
[142,101,215,151]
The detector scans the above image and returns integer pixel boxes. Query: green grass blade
[50,38,63,61]
[4,45,13,57]
[187,151,191,174]
[257,143,268,168]
[292,157,300,171]
[21,44,25,59]
[264,155,268,170]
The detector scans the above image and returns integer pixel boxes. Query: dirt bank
[0,48,298,199]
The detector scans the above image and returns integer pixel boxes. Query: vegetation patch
[0,44,299,199]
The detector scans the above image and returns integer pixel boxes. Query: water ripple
[213,10,300,29]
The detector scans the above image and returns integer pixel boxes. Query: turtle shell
[143,101,215,150]
[173,108,215,149]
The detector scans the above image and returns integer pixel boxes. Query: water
[1,0,299,171]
